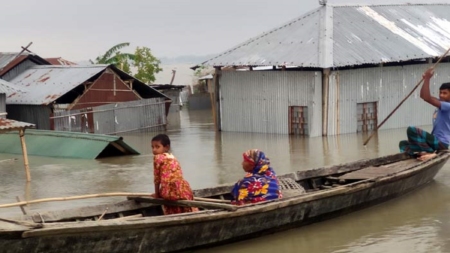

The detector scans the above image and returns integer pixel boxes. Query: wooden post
[209,79,217,128]
[322,68,330,136]
[336,72,340,135]
[19,129,31,182]
[214,67,222,131]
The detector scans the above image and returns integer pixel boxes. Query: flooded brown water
[0,109,449,252]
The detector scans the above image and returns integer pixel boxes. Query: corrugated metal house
[198,3,450,137]
[0,52,50,81]
[150,84,185,108]
[6,65,170,130]
[0,79,27,119]
[149,84,186,129]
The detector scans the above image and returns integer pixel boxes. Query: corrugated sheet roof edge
[330,3,450,7]
[115,139,140,155]
[199,6,323,67]
[109,65,171,101]
[8,129,141,158]
[197,3,450,69]
[23,129,122,142]
[32,64,108,69]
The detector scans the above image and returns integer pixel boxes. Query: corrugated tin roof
[45,57,77,65]
[0,129,139,159]
[200,3,450,68]
[0,53,20,70]
[7,65,171,105]
[0,52,50,76]
[199,74,213,80]
[0,118,34,132]
[0,79,27,96]
[7,65,108,105]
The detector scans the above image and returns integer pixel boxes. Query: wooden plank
[0,217,41,228]
[110,214,143,221]
[339,159,419,180]
[128,197,237,211]
[110,142,128,154]
[30,200,156,223]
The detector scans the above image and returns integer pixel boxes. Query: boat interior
[2,153,433,226]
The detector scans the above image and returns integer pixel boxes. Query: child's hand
[423,68,434,80]
[150,193,159,198]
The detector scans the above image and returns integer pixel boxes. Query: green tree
[133,46,162,84]
[93,43,162,84]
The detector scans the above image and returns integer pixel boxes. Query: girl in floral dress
[151,134,197,215]
[231,149,282,205]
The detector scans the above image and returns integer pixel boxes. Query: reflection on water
[0,109,447,252]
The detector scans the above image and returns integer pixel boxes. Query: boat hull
[0,155,448,253]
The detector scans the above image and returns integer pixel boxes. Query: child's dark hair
[152,134,171,147]
[440,82,450,91]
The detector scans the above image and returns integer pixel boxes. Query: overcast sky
[1,0,449,62]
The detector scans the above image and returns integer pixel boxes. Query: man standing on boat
[399,68,450,161]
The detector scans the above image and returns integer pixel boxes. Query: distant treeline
[160,55,215,64]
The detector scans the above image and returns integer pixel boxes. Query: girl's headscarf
[232,149,282,205]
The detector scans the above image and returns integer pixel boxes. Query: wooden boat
[0,152,449,253]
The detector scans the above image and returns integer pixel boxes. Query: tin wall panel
[53,98,166,134]
[93,98,166,134]
[0,94,6,116]
[220,71,322,136]
[6,105,51,129]
[327,62,450,135]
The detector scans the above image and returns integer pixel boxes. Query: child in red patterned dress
[151,134,197,215]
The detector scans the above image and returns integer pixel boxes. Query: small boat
[0,152,449,253]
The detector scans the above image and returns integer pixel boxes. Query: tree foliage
[133,47,162,84]
[93,43,161,84]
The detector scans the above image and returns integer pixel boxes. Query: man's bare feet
[417,153,437,161]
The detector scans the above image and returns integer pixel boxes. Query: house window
[289,106,308,135]
[357,102,378,132]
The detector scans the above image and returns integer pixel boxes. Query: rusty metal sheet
[70,71,140,110]
[44,57,77,66]
[7,65,108,105]
[0,79,27,96]
[0,118,34,131]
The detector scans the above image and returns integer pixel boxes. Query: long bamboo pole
[128,197,237,211]
[0,192,230,209]
[363,47,450,146]
[19,129,31,182]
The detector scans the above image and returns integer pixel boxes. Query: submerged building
[197,3,450,137]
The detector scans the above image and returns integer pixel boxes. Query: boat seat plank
[29,200,157,223]
[338,159,419,180]
[128,197,237,211]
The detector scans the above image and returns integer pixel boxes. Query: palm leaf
[97,42,130,63]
